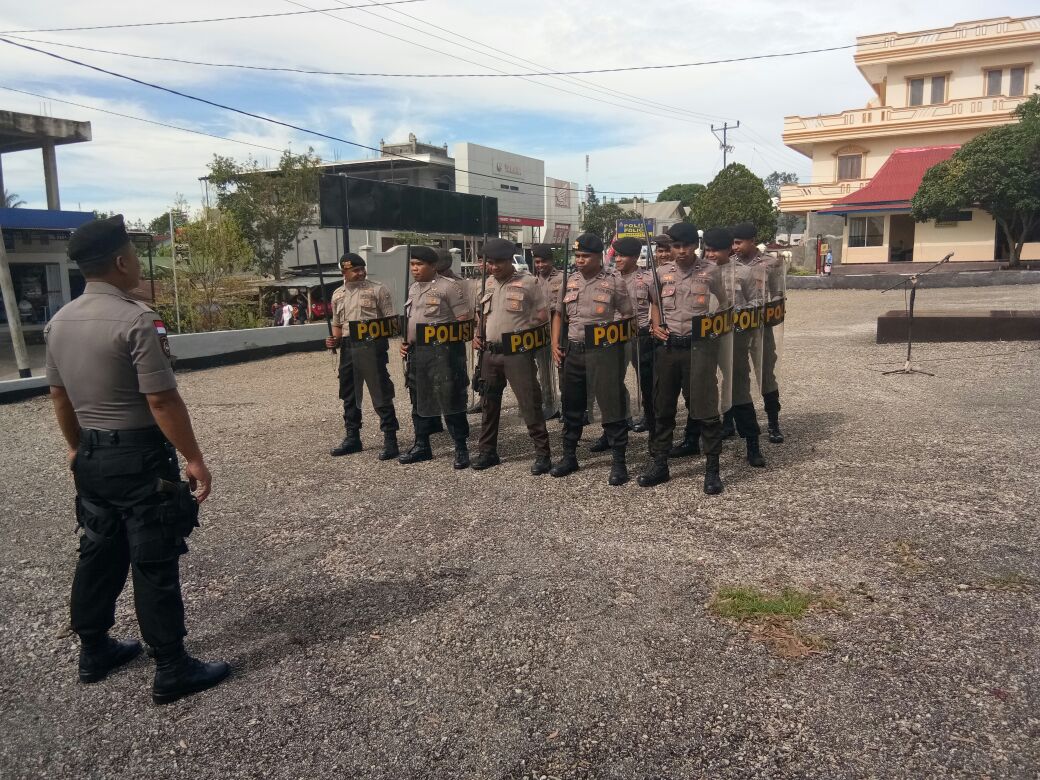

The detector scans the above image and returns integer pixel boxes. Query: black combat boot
[720,412,736,439]
[608,447,629,486]
[704,454,723,495]
[377,432,399,461]
[453,441,470,470]
[669,429,700,458]
[330,431,362,457]
[767,415,784,444]
[550,448,579,477]
[746,436,766,467]
[530,454,552,475]
[398,437,432,465]
[470,451,501,471]
[637,457,670,488]
[630,416,649,433]
[588,434,610,453]
[78,635,142,684]
[152,643,230,705]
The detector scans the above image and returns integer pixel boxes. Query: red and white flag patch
[154,320,167,335]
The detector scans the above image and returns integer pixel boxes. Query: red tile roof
[833,145,960,207]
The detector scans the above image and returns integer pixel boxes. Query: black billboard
[319,175,498,236]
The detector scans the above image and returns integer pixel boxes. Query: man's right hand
[651,324,670,342]
[325,336,340,349]
[184,459,212,503]
[400,342,411,359]
[552,344,565,367]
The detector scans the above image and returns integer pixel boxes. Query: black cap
[573,233,604,253]
[731,222,757,240]
[481,237,515,261]
[666,222,699,245]
[531,243,553,260]
[340,252,366,268]
[613,237,643,257]
[410,245,438,264]
[653,233,673,246]
[702,227,734,251]
[68,215,130,266]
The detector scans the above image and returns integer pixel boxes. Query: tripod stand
[881,252,953,376]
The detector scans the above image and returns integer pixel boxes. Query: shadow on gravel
[213,574,464,673]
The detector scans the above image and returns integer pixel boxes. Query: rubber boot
[330,431,362,457]
[550,448,579,478]
[608,447,629,486]
[377,432,399,461]
[398,436,432,465]
[78,635,142,684]
[704,454,724,495]
[746,436,766,467]
[637,457,670,488]
[152,642,230,706]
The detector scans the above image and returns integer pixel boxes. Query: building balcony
[783,95,1029,154]
[779,180,869,213]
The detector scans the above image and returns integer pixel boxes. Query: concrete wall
[914,211,997,261]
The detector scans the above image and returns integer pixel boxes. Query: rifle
[312,240,337,356]
[471,234,489,393]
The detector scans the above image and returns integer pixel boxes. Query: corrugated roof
[0,207,95,230]
[833,146,960,207]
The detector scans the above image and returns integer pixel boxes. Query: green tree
[911,92,1040,267]
[207,148,321,279]
[763,171,799,199]
[618,196,648,204]
[580,202,644,241]
[3,189,26,208]
[656,183,705,210]
[691,164,777,241]
[178,209,254,330]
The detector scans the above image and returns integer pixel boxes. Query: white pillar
[0,225,32,377]
[42,143,60,210]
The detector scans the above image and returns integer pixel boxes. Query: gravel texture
[1,286,1038,779]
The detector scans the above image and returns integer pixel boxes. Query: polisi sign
[417,319,474,346]
[503,321,550,354]
[585,317,636,348]
[692,307,734,340]
[764,299,786,327]
[347,315,401,342]
[732,306,763,333]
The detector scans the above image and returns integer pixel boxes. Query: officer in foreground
[44,215,228,705]
[731,222,785,443]
[472,238,553,474]
[638,222,732,494]
[400,245,473,467]
[550,233,634,485]
[326,252,400,460]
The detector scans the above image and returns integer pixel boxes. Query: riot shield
[760,255,785,397]
[689,263,735,420]
[500,321,558,424]
[413,319,473,418]
[731,263,764,410]
[584,317,634,425]
[345,315,400,409]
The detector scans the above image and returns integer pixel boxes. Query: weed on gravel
[708,586,838,658]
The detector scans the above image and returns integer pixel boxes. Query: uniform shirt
[557,269,634,342]
[480,272,548,343]
[618,268,652,329]
[735,250,783,302]
[535,268,564,314]
[654,260,731,337]
[44,281,176,430]
[330,279,394,326]
[406,274,471,343]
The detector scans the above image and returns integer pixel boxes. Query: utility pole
[711,121,740,168]
[0,225,32,377]
[168,209,182,333]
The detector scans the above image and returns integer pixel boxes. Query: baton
[313,240,337,355]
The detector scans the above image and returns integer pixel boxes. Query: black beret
[531,243,553,260]
[613,237,643,257]
[573,233,604,253]
[481,237,515,261]
[434,248,453,272]
[702,227,734,251]
[68,215,130,266]
[652,233,673,246]
[409,245,438,264]
[340,252,366,268]
[666,222,699,245]
[731,222,757,240]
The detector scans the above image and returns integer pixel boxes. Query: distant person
[281,301,293,327]
[824,250,833,275]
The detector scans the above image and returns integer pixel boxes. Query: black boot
[746,436,766,467]
[530,454,552,475]
[470,451,500,471]
[721,413,736,439]
[398,438,432,465]
[704,454,723,495]
[608,447,629,486]
[669,430,700,458]
[637,457,670,488]
[630,416,649,433]
[377,432,399,461]
[453,442,470,470]
[550,449,579,477]
[588,434,610,453]
[152,643,230,705]
[767,416,784,444]
[330,431,362,457]
[78,635,142,684]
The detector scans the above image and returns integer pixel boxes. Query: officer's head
[68,215,140,289]
[408,245,439,282]
[702,228,734,265]
[612,237,643,274]
[731,222,758,258]
[652,234,672,264]
[434,248,453,275]
[480,238,517,283]
[339,252,366,283]
[573,233,604,276]
[531,243,554,277]
[666,222,699,265]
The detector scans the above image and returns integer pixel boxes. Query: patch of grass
[709,586,815,620]
[751,619,831,659]
[786,266,814,276]
[982,572,1036,592]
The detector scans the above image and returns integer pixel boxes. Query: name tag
[691,307,734,341]
[584,317,635,348]
[417,320,474,345]
[347,315,401,342]
[764,298,786,327]
[502,321,550,354]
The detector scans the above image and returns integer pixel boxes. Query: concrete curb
[787,270,1040,290]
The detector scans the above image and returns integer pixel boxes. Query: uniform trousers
[339,341,399,435]
[407,343,470,443]
[560,344,629,452]
[631,328,656,434]
[70,429,187,651]
[651,342,723,458]
[762,326,781,400]
[730,329,762,438]
[477,350,550,456]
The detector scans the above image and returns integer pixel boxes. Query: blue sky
[0,0,1036,222]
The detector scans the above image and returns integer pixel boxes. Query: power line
[0,1,426,35]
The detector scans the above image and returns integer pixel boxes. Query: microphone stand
[881,252,953,376]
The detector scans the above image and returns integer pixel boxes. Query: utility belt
[638,325,652,338]
[666,334,694,349]
[80,426,167,448]
[566,340,588,353]
[76,479,199,550]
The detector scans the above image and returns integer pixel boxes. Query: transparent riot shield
[467,277,484,409]
[584,317,634,425]
[413,320,473,418]
[345,316,399,409]
[731,262,764,410]
[760,254,785,397]
[500,321,559,424]
[689,263,734,420]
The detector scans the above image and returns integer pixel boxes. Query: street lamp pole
[168,208,181,333]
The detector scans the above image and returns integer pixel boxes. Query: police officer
[471,238,552,474]
[652,234,673,266]
[532,243,564,305]
[731,222,784,443]
[326,253,400,460]
[44,215,228,704]
[399,245,473,468]
[435,247,461,280]
[612,236,654,436]
[550,233,634,485]
[637,222,731,494]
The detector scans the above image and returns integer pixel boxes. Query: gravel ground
[1,286,1039,779]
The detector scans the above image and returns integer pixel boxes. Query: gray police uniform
[536,268,565,314]
[45,281,191,652]
[729,258,763,439]
[619,267,655,432]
